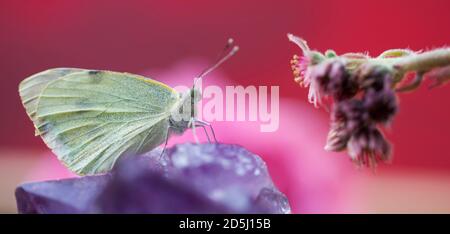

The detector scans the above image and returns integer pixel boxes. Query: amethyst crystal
[16,143,291,214]
[15,175,110,214]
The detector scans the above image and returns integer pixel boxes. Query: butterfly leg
[160,127,172,159]
[194,124,211,143]
[194,119,218,143]
[189,117,200,144]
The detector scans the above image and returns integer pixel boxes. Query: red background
[1,0,449,171]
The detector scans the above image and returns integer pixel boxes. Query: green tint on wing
[19,68,84,135]
[31,70,179,175]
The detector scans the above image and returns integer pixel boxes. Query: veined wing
[22,69,180,175]
[19,68,84,135]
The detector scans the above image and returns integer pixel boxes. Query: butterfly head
[168,89,199,134]
[169,38,238,133]
[179,88,202,118]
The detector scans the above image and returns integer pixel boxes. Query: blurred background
[1,0,450,213]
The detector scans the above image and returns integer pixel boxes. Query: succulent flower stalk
[288,33,450,167]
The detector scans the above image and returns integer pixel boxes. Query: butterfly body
[19,68,198,175]
[19,39,238,175]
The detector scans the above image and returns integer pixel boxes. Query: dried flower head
[288,33,450,168]
[354,63,393,91]
[363,86,398,124]
[325,121,351,152]
[325,99,368,153]
[347,126,391,167]
[332,99,369,132]
[325,61,358,101]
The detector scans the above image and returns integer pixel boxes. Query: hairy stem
[393,48,450,73]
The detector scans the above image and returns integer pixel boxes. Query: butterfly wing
[19,68,84,135]
[19,69,180,175]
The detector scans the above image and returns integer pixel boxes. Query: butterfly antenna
[193,38,239,88]
[214,38,235,61]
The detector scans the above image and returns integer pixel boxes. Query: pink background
[1,0,450,213]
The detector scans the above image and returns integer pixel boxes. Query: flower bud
[363,87,398,124]
[354,64,392,91]
[332,99,369,132]
[325,121,351,152]
[347,126,391,167]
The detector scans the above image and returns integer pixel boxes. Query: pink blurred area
[1,0,450,213]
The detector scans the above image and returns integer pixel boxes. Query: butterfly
[19,39,239,175]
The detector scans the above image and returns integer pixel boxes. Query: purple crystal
[16,143,291,214]
[15,175,110,214]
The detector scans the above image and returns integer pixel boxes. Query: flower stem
[393,48,450,73]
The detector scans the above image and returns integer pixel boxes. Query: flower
[325,99,368,152]
[347,126,391,167]
[354,63,393,91]
[324,121,351,152]
[288,34,358,107]
[363,86,398,124]
[290,54,310,87]
[333,99,369,131]
[291,57,357,107]
[288,33,325,107]
[354,64,398,124]
[317,59,358,101]
[325,95,394,166]
[290,54,323,107]
[323,68,395,164]
[286,34,435,167]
